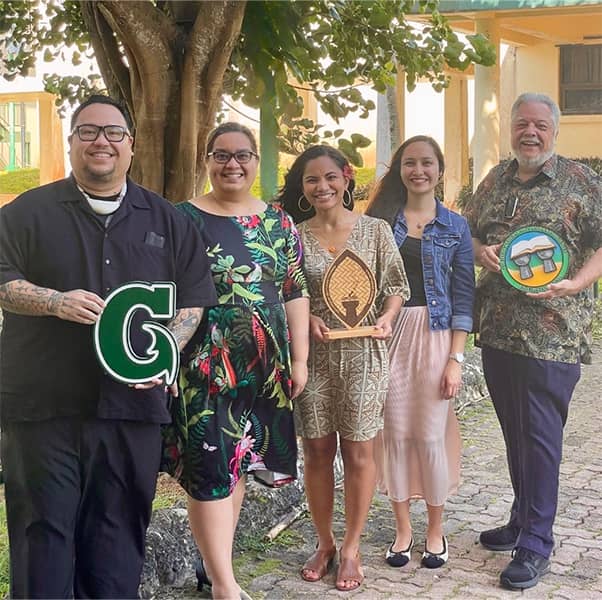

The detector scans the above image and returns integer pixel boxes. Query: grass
[0,168,40,194]
[0,165,376,201]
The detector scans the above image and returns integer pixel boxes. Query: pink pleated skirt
[375,306,462,506]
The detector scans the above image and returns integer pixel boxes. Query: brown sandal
[335,552,364,591]
[301,546,337,582]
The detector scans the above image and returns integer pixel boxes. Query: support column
[395,67,406,145]
[38,93,64,184]
[473,17,500,190]
[8,101,16,171]
[374,67,406,178]
[259,103,279,201]
[444,74,469,209]
[376,92,391,178]
[297,84,318,124]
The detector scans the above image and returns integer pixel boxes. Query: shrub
[0,168,40,194]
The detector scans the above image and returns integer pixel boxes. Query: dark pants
[482,346,580,558]
[1,417,162,599]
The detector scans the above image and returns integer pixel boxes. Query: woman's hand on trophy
[309,314,330,342]
[372,311,395,339]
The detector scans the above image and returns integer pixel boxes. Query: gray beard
[515,148,555,171]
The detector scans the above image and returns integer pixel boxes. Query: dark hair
[365,135,444,226]
[206,122,258,154]
[70,94,133,131]
[275,145,356,224]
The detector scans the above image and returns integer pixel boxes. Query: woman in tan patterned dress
[277,146,409,592]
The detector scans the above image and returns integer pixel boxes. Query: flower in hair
[342,164,355,180]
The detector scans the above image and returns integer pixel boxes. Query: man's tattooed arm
[166,307,203,351]
[0,280,62,316]
[0,280,105,324]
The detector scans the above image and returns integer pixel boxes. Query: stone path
[176,344,602,599]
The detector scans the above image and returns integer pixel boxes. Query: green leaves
[0,0,497,194]
[227,0,495,161]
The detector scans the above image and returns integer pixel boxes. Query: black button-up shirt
[0,176,217,424]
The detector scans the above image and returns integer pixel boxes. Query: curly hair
[275,145,356,224]
[365,135,444,226]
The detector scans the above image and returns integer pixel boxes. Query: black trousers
[1,417,162,599]
[482,346,580,558]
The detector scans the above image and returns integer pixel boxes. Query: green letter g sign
[94,281,180,385]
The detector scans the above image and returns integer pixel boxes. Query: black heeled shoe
[195,557,212,592]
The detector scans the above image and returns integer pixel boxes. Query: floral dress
[162,202,308,500]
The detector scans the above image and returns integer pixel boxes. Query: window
[559,44,602,115]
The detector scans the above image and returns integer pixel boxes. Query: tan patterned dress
[294,215,409,441]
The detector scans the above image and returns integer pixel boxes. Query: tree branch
[78,1,131,108]
[96,0,180,195]
[166,1,246,199]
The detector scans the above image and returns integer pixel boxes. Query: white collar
[78,182,128,215]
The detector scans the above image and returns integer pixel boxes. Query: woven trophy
[322,249,380,340]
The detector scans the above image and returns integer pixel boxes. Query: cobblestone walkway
[192,345,602,599]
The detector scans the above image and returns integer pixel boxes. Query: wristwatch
[449,352,465,364]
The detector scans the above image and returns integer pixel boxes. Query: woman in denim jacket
[367,135,475,570]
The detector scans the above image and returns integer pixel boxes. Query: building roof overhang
[412,0,602,46]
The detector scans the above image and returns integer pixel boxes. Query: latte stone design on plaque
[94,281,180,385]
[322,248,380,340]
[500,226,569,293]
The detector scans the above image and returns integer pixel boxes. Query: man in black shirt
[0,95,216,598]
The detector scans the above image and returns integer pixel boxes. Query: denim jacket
[393,199,475,332]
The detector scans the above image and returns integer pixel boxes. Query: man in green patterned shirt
[465,92,602,591]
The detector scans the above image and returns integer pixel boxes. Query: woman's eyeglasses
[71,124,131,142]
[207,151,259,164]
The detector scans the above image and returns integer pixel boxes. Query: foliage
[229,0,495,165]
[0,1,496,199]
[0,168,40,194]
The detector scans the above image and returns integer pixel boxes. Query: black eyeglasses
[207,150,259,164]
[71,124,132,143]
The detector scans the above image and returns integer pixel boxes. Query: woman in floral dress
[162,123,309,600]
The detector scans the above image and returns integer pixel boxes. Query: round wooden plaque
[499,226,569,293]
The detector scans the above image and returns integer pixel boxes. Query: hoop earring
[298,194,312,213]
[343,188,352,209]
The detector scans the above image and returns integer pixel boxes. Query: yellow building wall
[505,42,602,159]
[0,91,64,184]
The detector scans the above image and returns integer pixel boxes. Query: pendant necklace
[406,205,436,231]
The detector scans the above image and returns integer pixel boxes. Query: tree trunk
[77,0,246,202]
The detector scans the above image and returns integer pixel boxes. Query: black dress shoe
[500,547,550,590]
[479,524,519,551]
[385,536,414,567]
[421,536,448,569]
[195,557,212,592]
